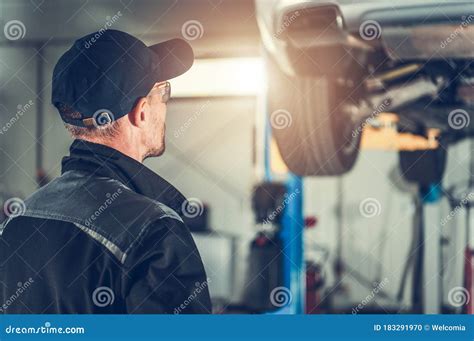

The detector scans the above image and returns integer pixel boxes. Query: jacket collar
[61,139,186,215]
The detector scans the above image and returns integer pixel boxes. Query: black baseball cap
[52,29,193,127]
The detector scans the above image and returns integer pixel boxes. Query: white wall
[304,150,415,310]
[304,141,471,313]
[148,97,257,302]
[0,46,39,196]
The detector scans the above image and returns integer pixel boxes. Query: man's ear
[128,97,147,127]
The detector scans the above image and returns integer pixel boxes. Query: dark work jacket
[0,140,211,314]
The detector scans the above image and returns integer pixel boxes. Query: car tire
[265,54,361,176]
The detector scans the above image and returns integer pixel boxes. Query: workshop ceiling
[0,0,260,57]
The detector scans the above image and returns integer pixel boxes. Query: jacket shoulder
[3,170,183,264]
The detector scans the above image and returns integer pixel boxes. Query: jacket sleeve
[122,218,212,314]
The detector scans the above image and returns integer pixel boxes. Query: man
[0,30,211,314]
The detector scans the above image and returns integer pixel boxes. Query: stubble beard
[143,124,166,160]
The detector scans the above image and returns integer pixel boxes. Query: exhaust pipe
[345,76,445,122]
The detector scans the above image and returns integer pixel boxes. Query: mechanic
[0,30,212,314]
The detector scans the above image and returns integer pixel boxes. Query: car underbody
[256,0,474,177]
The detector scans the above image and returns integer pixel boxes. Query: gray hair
[64,121,122,139]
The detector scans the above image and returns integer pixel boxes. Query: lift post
[280,174,305,314]
[263,119,305,314]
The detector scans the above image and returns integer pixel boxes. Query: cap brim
[148,38,194,81]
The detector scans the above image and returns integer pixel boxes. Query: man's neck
[79,137,144,163]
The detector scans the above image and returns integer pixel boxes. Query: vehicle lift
[259,96,473,316]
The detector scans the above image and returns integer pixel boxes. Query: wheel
[399,147,447,186]
[266,54,361,176]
